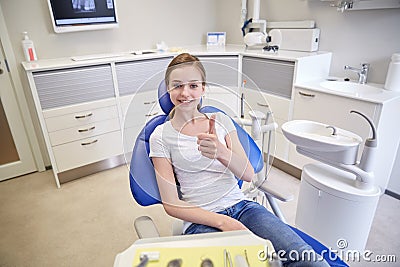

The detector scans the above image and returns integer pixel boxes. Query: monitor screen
[47,0,118,33]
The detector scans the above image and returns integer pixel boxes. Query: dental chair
[128,80,348,267]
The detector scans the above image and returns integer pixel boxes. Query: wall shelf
[320,0,400,11]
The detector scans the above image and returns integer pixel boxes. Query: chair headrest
[157,80,174,115]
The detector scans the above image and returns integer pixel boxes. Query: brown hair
[165,53,206,88]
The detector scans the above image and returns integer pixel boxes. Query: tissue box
[268,28,320,52]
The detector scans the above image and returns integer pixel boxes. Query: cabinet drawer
[120,93,162,129]
[242,57,294,99]
[33,65,115,110]
[45,105,118,132]
[292,88,377,140]
[53,131,123,172]
[122,110,162,130]
[119,91,161,117]
[48,118,120,146]
[244,89,290,121]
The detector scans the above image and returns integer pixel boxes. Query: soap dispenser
[21,32,37,62]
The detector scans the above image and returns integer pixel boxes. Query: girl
[149,53,329,267]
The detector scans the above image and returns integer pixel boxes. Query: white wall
[216,0,400,84]
[1,0,217,61]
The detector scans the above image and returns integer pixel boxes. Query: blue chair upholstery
[129,80,348,267]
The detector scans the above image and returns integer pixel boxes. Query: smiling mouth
[179,99,194,104]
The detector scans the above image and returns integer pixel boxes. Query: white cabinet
[290,88,378,168]
[29,65,121,186]
[197,56,240,117]
[243,88,291,161]
[290,87,400,190]
[115,57,172,163]
[43,99,121,174]
[241,56,295,161]
[119,91,162,163]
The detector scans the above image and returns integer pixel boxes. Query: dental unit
[282,110,381,252]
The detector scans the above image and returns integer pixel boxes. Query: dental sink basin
[320,80,383,94]
[282,120,363,164]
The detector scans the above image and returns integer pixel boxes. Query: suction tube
[350,110,377,188]
[350,110,377,148]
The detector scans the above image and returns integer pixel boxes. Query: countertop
[22,44,331,72]
[295,78,400,104]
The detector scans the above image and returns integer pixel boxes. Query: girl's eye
[170,84,183,90]
[189,83,199,89]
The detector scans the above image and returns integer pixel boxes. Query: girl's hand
[217,214,248,232]
[197,114,228,159]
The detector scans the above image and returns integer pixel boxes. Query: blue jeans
[184,200,329,267]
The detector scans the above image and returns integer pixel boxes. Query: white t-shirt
[149,112,245,231]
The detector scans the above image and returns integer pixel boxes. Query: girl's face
[168,65,205,111]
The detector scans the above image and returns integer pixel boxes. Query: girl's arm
[220,131,255,182]
[152,157,247,231]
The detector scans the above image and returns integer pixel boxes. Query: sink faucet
[344,63,370,84]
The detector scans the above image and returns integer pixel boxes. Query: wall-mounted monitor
[47,0,119,33]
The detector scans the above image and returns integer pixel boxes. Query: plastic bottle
[384,53,400,91]
[21,32,37,62]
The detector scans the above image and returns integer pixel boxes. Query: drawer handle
[81,139,98,146]
[78,126,96,133]
[75,112,93,119]
[257,102,269,108]
[144,100,157,105]
[298,91,316,98]
[145,112,159,117]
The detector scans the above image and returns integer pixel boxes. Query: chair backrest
[129,80,263,206]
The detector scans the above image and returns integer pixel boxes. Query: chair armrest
[257,180,294,202]
[134,216,160,239]
[171,218,184,236]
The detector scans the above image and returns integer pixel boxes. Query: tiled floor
[0,165,398,266]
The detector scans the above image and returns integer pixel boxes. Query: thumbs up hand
[197,114,225,159]
[208,114,216,134]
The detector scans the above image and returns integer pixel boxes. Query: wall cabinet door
[116,57,172,96]
[33,65,115,110]
[242,56,295,99]
[290,88,378,169]
[197,56,239,87]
